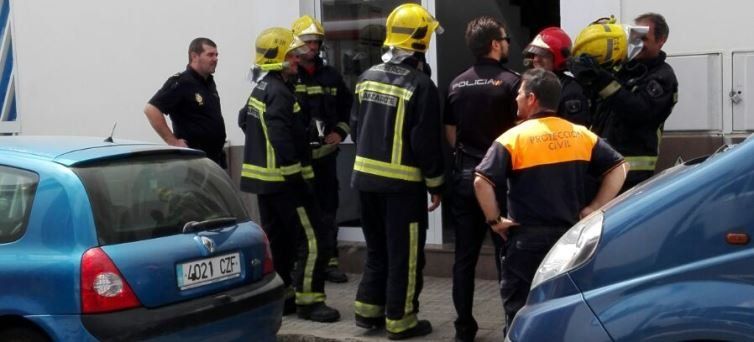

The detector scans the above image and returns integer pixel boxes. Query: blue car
[508,134,754,342]
[0,136,283,341]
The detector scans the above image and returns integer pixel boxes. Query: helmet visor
[625,25,648,61]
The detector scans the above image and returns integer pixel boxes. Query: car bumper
[81,272,284,341]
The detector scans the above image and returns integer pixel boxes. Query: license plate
[177,252,241,290]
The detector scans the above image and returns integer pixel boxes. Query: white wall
[11,0,299,146]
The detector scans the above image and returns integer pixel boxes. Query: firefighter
[291,15,353,283]
[523,27,591,126]
[350,3,444,340]
[569,13,678,192]
[238,27,339,322]
[443,16,519,342]
[474,68,628,334]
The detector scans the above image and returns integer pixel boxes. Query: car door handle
[726,232,750,245]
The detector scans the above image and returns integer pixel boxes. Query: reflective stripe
[312,143,337,159]
[354,301,384,318]
[302,165,315,179]
[306,86,324,95]
[259,63,284,71]
[625,156,657,171]
[248,97,276,168]
[295,84,307,93]
[325,87,338,96]
[241,163,285,182]
[386,313,418,334]
[296,292,326,305]
[336,122,351,135]
[293,102,301,113]
[328,257,339,267]
[424,174,444,188]
[356,81,414,100]
[354,156,421,182]
[404,222,418,314]
[280,163,302,175]
[296,207,318,296]
[391,95,406,164]
[599,80,621,98]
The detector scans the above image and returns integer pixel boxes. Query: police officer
[570,13,678,192]
[145,37,227,168]
[474,69,627,333]
[524,27,590,126]
[238,27,339,323]
[350,4,444,340]
[443,16,519,342]
[291,15,353,283]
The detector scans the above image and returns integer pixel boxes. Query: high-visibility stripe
[241,163,285,182]
[386,313,418,334]
[404,222,418,315]
[296,207,318,299]
[305,86,324,95]
[248,97,276,168]
[302,165,315,179]
[295,84,307,93]
[356,81,414,100]
[354,301,384,318]
[312,143,337,159]
[391,96,406,164]
[336,122,350,135]
[354,156,421,182]
[259,63,284,71]
[424,175,444,188]
[625,156,657,171]
[280,163,302,175]
[293,102,301,113]
[296,292,326,304]
[599,80,621,98]
[325,87,338,96]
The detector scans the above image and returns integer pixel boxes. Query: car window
[74,155,249,245]
[0,166,39,243]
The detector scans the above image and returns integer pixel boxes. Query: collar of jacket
[631,50,667,69]
[528,110,558,120]
[475,57,501,66]
[186,65,213,85]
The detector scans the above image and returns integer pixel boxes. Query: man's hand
[490,218,519,241]
[579,205,597,219]
[428,194,441,212]
[167,138,189,148]
[324,132,343,145]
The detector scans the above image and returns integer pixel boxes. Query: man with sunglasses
[443,16,519,342]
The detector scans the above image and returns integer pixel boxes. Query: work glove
[568,55,620,98]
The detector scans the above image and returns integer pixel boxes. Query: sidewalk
[277,274,505,341]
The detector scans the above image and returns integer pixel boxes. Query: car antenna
[104,122,117,143]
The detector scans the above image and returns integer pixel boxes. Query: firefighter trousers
[354,190,427,334]
[449,164,505,339]
[312,152,341,263]
[258,187,332,305]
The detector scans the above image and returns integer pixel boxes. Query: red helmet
[524,27,572,71]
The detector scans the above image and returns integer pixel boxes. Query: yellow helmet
[292,15,325,42]
[572,16,627,67]
[255,27,308,71]
[383,3,442,53]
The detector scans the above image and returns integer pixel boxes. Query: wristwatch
[486,216,502,226]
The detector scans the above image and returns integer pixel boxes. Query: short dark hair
[635,12,669,40]
[188,37,217,62]
[521,68,561,111]
[465,16,506,58]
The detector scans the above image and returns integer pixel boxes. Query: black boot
[387,320,432,340]
[325,265,348,283]
[297,302,341,322]
[355,314,385,329]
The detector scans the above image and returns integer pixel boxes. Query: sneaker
[283,297,296,316]
[355,314,385,329]
[325,265,348,283]
[297,302,341,322]
[387,320,432,340]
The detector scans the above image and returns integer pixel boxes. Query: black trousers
[312,152,340,263]
[500,226,568,330]
[450,165,505,338]
[354,190,427,333]
[258,187,332,305]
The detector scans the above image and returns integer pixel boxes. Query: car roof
[0,136,204,166]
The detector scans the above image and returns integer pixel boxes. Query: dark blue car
[508,134,754,342]
[0,136,283,341]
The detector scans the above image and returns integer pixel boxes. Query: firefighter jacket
[350,57,445,194]
[591,51,678,172]
[557,72,591,127]
[239,71,314,194]
[294,56,353,159]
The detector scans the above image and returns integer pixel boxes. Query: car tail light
[261,231,274,275]
[80,247,141,313]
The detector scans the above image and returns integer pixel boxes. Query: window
[0,166,38,243]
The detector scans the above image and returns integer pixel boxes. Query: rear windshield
[74,155,249,245]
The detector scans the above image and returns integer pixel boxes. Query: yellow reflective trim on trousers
[356,81,414,100]
[391,97,406,164]
[625,156,657,171]
[354,156,421,182]
[425,174,444,188]
[248,97,276,168]
[386,313,418,334]
[302,165,315,179]
[296,292,326,305]
[336,121,350,134]
[296,207,318,295]
[241,163,285,182]
[312,144,338,159]
[405,222,418,315]
[280,163,302,175]
[354,301,385,318]
[306,86,324,95]
[293,102,301,113]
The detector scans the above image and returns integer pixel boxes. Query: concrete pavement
[277,274,505,341]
